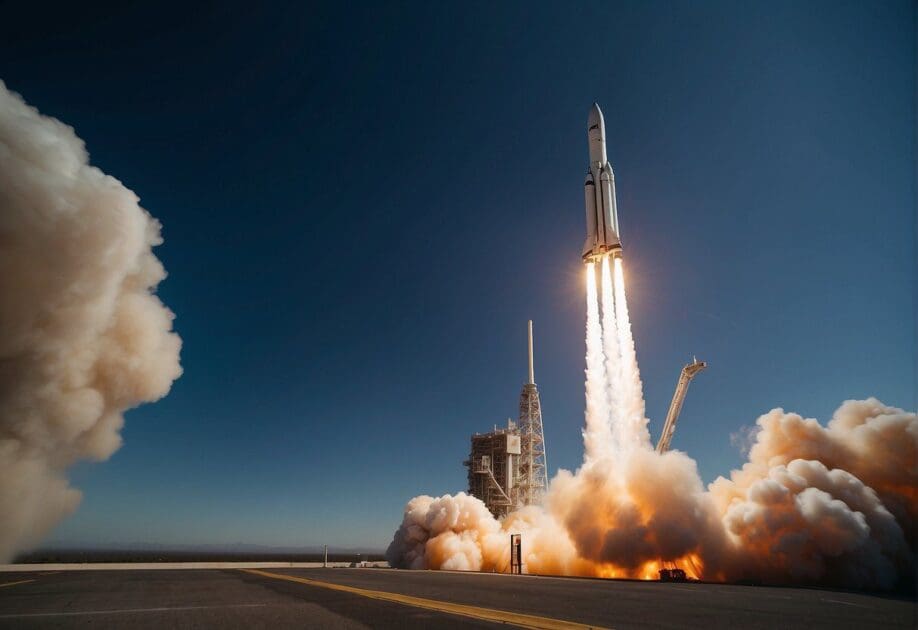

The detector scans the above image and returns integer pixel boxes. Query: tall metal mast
[517,320,548,506]
[528,320,535,385]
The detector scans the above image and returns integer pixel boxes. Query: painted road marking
[0,579,36,589]
[244,569,610,629]
[821,598,869,609]
[0,604,267,619]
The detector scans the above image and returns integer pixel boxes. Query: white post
[323,545,328,568]
[527,320,534,385]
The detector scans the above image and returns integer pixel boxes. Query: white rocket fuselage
[582,103,622,263]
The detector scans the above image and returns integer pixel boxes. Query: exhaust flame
[388,253,916,590]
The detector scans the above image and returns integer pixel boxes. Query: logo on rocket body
[582,103,623,263]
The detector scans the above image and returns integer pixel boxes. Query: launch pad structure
[466,421,520,516]
[656,357,707,454]
[465,321,548,518]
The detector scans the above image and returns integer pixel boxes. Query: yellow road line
[243,569,608,629]
[0,579,36,589]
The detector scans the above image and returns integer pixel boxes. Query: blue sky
[1,1,914,550]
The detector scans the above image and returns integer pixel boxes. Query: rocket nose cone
[588,103,604,128]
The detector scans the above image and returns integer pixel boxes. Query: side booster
[582,103,622,263]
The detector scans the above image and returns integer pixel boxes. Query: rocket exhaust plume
[388,104,916,589]
[0,81,182,561]
[599,257,624,454]
[583,263,611,461]
[388,253,916,590]
[612,256,650,451]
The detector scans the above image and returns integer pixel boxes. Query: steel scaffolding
[465,321,548,517]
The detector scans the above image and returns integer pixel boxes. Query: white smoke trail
[599,256,624,454]
[612,257,650,450]
[583,262,612,461]
[0,81,182,561]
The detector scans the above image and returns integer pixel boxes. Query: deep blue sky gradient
[1,1,914,549]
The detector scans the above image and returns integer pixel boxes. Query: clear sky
[1,1,914,550]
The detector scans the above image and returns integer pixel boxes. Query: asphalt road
[0,568,914,629]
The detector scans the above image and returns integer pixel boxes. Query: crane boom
[656,357,707,453]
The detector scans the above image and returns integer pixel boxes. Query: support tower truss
[517,320,548,506]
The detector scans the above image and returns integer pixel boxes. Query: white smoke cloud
[729,425,757,455]
[710,399,915,589]
[0,81,182,561]
[388,259,917,590]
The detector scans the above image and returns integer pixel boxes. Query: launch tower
[516,320,548,506]
[465,321,549,517]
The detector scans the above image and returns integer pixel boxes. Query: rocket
[582,103,622,263]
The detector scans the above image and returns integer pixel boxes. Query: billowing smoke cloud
[388,257,916,590]
[709,399,915,588]
[0,81,182,561]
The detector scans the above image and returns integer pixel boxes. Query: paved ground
[0,567,913,629]
[0,561,383,571]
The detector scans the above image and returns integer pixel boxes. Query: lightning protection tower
[516,320,548,506]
